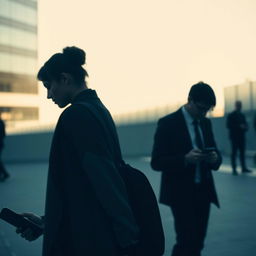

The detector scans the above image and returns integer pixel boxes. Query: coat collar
[71,89,98,104]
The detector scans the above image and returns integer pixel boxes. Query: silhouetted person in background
[16,46,139,256]
[0,112,9,181]
[226,101,251,175]
[254,112,256,132]
[253,113,256,166]
[151,82,222,256]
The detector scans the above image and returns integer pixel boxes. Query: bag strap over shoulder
[75,101,124,166]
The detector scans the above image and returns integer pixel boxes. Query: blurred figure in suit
[226,101,252,175]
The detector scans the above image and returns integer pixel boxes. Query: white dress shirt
[181,106,205,183]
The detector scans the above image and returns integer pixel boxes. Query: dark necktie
[192,119,205,183]
[192,119,204,149]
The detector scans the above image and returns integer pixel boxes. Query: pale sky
[37,0,256,123]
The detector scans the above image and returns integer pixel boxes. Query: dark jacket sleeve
[151,117,187,173]
[205,119,222,170]
[242,114,249,130]
[82,152,139,248]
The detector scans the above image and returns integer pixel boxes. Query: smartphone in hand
[0,208,43,237]
[202,147,216,154]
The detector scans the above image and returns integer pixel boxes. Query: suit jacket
[226,110,248,139]
[42,89,138,256]
[151,108,221,207]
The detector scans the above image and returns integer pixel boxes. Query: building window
[0,0,37,26]
[0,106,38,121]
[0,52,37,75]
[0,72,38,94]
[0,82,11,92]
[0,25,37,50]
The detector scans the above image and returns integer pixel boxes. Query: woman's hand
[16,213,44,241]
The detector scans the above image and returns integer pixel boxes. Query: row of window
[0,0,37,26]
[0,82,37,94]
[0,52,37,75]
[0,106,38,121]
[10,0,37,8]
[0,71,38,93]
[0,25,37,50]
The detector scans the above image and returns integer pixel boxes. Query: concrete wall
[117,122,157,157]
[3,116,256,163]
[3,131,53,162]
[118,117,256,157]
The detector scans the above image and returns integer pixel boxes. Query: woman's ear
[60,72,72,85]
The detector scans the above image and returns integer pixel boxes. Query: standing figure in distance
[226,100,252,175]
[0,112,10,181]
[16,46,139,256]
[151,82,222,256]
[253,111,256,132]
[253,112,256,166]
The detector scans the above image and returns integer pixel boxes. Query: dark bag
[118,162,165,256]
[76,101,165,256]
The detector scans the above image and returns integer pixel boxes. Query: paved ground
[0,157,256,256]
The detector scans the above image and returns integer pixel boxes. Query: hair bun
[63,46,86,66]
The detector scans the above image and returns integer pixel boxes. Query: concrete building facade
[0,0,38,128]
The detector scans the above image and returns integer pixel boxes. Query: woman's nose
[47,90,52,99]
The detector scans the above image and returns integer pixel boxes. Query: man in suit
[151,82,222,256]
[0,112,9,181]
[226,101,251,175]
[16,47,139,256]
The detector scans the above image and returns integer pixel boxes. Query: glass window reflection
[0,52,37,75]
[0,0,37,26]
[0,0,10,18]
[0,25,37,50]
[0,106,39,121]
[0,25,10,45]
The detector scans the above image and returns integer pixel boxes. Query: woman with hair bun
[16,46,139,256]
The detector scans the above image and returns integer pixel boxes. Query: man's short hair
[188,82,216,107]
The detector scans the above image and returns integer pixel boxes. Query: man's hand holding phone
[185,147,218,165]
[185,149,206,164]
[202,147,218,164]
